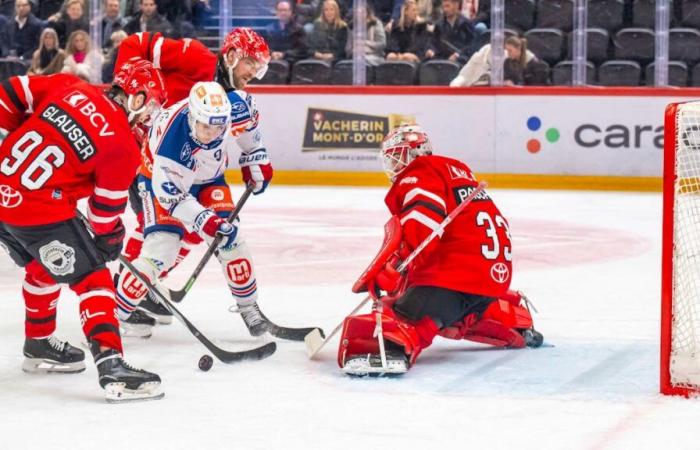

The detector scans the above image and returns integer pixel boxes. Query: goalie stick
[304,181,488,359]
[78,211,276,364]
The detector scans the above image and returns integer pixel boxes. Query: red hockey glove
[375,256,403,294]
[93,219,126,262]
[200,212,238,250]
[239,149,273,195]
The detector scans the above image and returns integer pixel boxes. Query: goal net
[662,101,700,396]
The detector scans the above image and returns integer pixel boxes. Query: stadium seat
[536,0,574,32]
[331,60,375,85]
[682,0,700,28]
[551,60,596,85]
[670,28,700,65]
[613,28,655,64]
[691,63,700,86]
[505,0,537,31]
[597,60,642,86]
[474,29,519,51]
[524,28,565,65]
[374,61,417,85]
[632,0,657,28]
[566,28,610,64]
[254,60,289,84]
[523,60,551,85]
[290,60,332,85]
[418,60,461,85]
[645,61,689,86]
[588,0,625,31]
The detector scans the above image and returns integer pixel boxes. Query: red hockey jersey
[385,155,513,298]
[0,74,140,233]
[115,32,218,106]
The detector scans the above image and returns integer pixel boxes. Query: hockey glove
[201,213,238,250]
[239,149,273,195]
[93,219,126,262]
[375,255,403,294]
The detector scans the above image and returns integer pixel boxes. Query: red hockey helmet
[381,125,433,180]
[219,28,270,82]
[112,57,167,124]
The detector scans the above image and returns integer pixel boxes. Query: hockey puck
[198,354,213,371]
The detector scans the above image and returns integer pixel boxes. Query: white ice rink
[0,185,697,450]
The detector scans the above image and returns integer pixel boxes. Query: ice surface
[0,186,696,450]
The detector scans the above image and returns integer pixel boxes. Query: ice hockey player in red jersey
[112,28,273,333]
[338,125,543,376]
[0,60,168,402]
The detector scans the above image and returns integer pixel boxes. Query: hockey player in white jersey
[113,81,273,338]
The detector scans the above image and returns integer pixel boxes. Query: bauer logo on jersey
[490,262,510,284]
[453,186,490,204]
[39,240,76,276]
[40,104,96,162]
[161,182,182,195]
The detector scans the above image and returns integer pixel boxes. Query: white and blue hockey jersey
[140,89,266,229]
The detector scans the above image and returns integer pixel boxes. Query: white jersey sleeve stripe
[17,76,33,114]
[400,211,444,237]
[94,187,129,200]
[403,187,446,210]
[87,207,119,223]
[152,36,164,69]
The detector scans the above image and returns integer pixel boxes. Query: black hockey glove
[93,220,126,262]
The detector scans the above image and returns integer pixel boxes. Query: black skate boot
[90,342,163,403]
[22,335,85,374]
[521,328,544,348]
[234,302,269,337]
[120,309,156,338]
[138,292,173,325]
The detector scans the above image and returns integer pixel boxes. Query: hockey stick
[304,181,488,359]
[259,310,325,342]
[78,211,276,364]
[168,185,254,303]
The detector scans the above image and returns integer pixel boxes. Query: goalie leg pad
[462,299,535,348]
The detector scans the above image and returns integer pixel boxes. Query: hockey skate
[521,328,544,348]
[138,292,173,325]
[120,310,156,338]
[91,343,163,403]
[231,302,268,337]
[22,335,85,374]
[342,351,409,377]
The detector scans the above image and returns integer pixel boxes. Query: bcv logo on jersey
[63,91,114,137]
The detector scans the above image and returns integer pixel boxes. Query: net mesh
[671,102,700,388]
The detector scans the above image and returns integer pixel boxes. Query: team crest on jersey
[490,262,510,284]
[39,240,76,276]
[0,184,22,208]
[448,164,473,180]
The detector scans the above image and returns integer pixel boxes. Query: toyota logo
[0,184,22,208]
[490,262,510,284]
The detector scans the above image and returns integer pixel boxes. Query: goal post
[662,101,700,396]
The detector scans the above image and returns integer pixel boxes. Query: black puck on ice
[198,354,213,371]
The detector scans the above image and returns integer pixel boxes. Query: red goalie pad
[352,216,402,294]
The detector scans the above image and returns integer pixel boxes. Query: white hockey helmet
[381,124,433,180]
[187,81,231,144]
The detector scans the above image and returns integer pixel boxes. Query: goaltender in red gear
[338,125,544,376]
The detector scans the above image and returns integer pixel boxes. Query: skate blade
[119,324,153,339]
[304,328,324,357]
[342,356,408,377]
[137,307,173,325]
[104,382,164,403]
[22,358,86,374]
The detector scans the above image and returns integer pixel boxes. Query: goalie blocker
[338,124,543,376]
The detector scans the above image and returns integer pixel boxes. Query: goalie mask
[112,57,167,126]
[215,28,270,91]
[381,125,433,180]
[187,81,232,146]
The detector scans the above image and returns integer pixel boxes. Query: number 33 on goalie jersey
[384,154,513,298]
[0,74,140,233]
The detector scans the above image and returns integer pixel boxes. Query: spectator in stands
[28,26,65,74]
[8,0,43,60]
[61,29,103,82]
[155,0,194,37]
[266,0,308,65]
[461,0,486,33]
[0,14,10,56]
[433,0,476,63]
[47,0,89,47]
[191,0,211,30]
[307,0,348,62]
[99,0,127,50]
[101,29,126,82]
[449,37,543,86]
[346,5,386,66]
[386,0,434,63]
[124,0,173,36]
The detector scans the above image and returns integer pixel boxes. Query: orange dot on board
[526,139,541,153]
